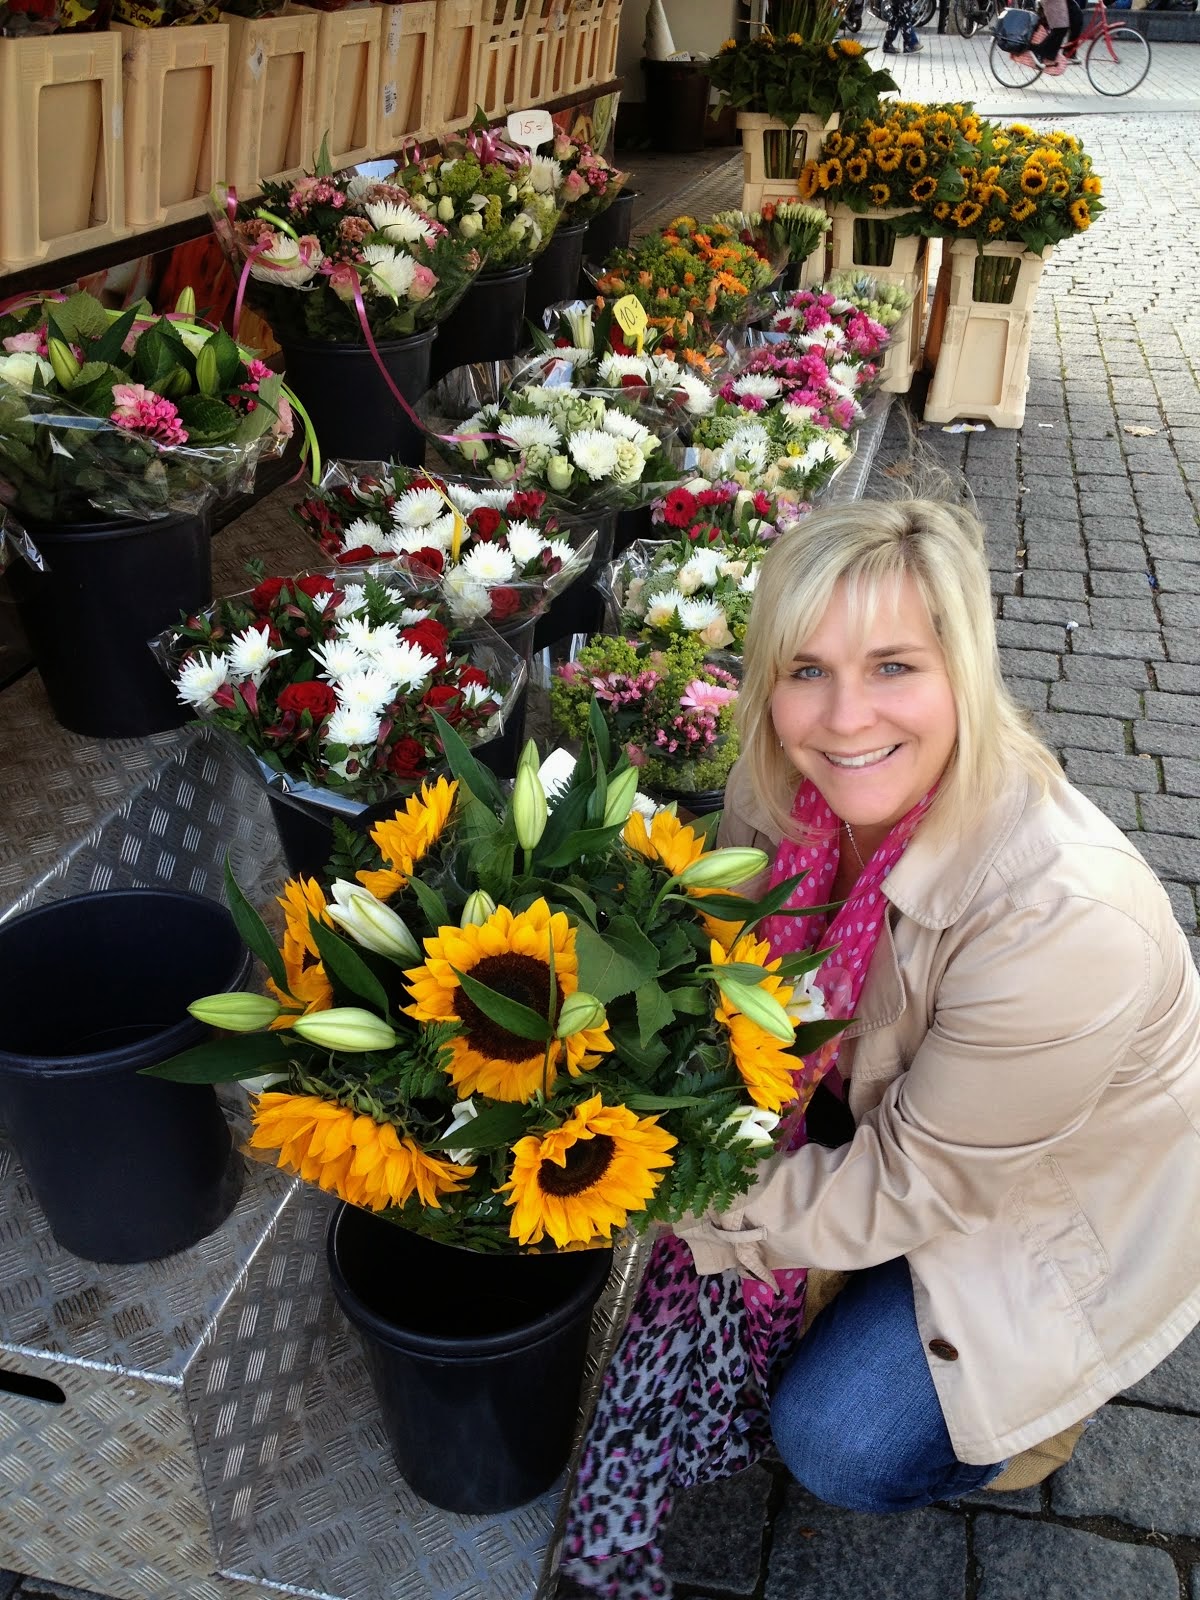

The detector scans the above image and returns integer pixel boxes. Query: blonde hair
[740,499,1060,843]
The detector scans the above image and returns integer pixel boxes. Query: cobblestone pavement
[6,91,1200,1600]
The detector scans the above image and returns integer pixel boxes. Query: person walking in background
[883,0,923,51]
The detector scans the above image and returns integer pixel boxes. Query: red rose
[488,586,524,622]
[250,576,287,612]
[620,373,649,392]
[468,506,503,540]
[406,546,445,575]
[335,545,377,565]
[278,681,337,719]
[402,618,450,662]
[296,575,336,601]
[459,666,492,690]
[506,490,546,521]
[388,737,427,778]
[753,491,773,516]
[422,684,465,722]
[662,488,698,529]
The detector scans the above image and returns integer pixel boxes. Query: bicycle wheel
[1085,25,1150,93]
[913,0,938,23]
[989,37,1043,84]
[955,0,981,35]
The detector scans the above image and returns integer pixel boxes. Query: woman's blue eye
[791,665,824,681]
[878,661,910,676]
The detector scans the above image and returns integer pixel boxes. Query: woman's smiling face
[769,573,959,848]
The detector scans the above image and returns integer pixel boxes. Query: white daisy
[496,413,562,452]
[336,668,396,714]
[228,625,290,682]
[312,638,369,681]
[361,243,417,302]
[324,704,382,747]
[365,200,436,247]
[568,429,620,481]
[393,487,447,529]
[643,589,684,628]
[731,374,783,401]
[175,651,229,710]
[460,542,518,583]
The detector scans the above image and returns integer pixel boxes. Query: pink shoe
[1010,49,1037,64]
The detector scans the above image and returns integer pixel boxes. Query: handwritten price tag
[507,108,554,150]
[612,295,649,353]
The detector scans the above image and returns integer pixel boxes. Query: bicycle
[840,0,938,33]
[955,0,1002,37]
[989,0,1152,93]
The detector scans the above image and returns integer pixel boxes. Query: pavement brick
[1088,599,1162,632]
[1137,833,1200,881]
[1063,656,1152,688]
[1033,713,1128,755]
[1051,1407,1200,1535]
[1008,679,1049,713]
[1023,545,1090,572]
[999,649,1061,681]
[997,621,1073,654]
[1164,758,1200,798]
[1078,788,1141,832]
[1163,629,1200,665]
[1151,561,1200,592]
[1139,795,1200,840]
[1134,721,1200,758]
[1059,751,1161,793]
[1003,597,1089,627]
[660,1464,772,1595]
[1160,593,1200,627]
[1163,878,1199,929]
[1049,682,1143,719]
[972,1516,1178,1600]
[1072,629,1166,661]
[1084,543,1151,571]
[763,1490,966,1600]
[1022,572,1088,601]
[1144,692,1200,726]
[1089,571,1157,600]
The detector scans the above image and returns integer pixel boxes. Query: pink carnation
[110,383,188,446]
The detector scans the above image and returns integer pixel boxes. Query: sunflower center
[538,1134,616,1197]
[458,953,555,1062]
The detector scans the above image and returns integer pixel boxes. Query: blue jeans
[883,0,920,47]
[770,1257,1006,1512]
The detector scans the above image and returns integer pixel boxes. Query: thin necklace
[842,820,865,872]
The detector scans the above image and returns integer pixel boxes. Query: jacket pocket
[1011,1156,1111,1303]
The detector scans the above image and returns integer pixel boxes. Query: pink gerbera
[110,384,188,446]
[680,679,738,712]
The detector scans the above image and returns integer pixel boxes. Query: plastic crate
[116,21,228,229]
[518,0,569,104]
[737,109,836,212]
[565,0,602,90]
[476,0,526,122]
[299,2,382,170]
[0,31,126,270]
[595,0,622,82]
[378,1,436,153]
[829,203,928,395]
[223,10,319,197]
[430,0,483,137]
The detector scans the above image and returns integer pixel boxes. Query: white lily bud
[292,1008,398,1053]
[461,890,498,927]
[720,1104,781,1148]
[512,763,548,851]
[327,880,421,961]
[676,848,768,890]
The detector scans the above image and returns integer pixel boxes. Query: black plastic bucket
[6,511,210,737]
[328,1205,612,1513]
[430,264,532,383]
[581,191,638,288]
[525,222,589,330]
[278,329,437,466]
[614,504,656,558]
[646,784,726,817]
[533,511,615,650]
[267,791,407,883]
[0,889,250,1263]
[641,59,712,153]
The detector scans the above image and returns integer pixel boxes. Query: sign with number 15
[506,108,554,150]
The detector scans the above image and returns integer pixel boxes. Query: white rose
[697,614,734,649]
[0,351,53,392]
[610,438,645,486]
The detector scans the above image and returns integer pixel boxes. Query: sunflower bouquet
[798,101,977,229]
[154,726,845,1252]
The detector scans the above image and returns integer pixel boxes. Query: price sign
[507,108,554,150]
[612,294,649,354]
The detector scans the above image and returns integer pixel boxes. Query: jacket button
[928,1339,959,1361]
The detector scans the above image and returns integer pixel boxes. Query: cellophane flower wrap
[533,133,627,226]
[763,284,896,371]
[211,167,486,345]
[712,202,830,271]
[610,482,793,652]
[389,126,561,271]
[438,383,686,511]
[291,463,597,628]
[0,290,292,531]
[552,634,741,795]
[524,300,720,412]
[153,724,846,1253]
[157,568,523,802]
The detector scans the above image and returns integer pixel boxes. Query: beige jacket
[680,757,1200,1464]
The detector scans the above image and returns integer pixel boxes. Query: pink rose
[327,263,361,302]
[562,170,589,203]
[409,263,438,302]
[2,332,41,354]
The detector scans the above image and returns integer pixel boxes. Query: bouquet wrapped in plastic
[535,134,627,226]
[0,289,292,531]
[523,301,719,411]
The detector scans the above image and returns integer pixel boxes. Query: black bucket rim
[327,1204,613,1361]
[277,326,440,357]
[550,220,590,241]
[18,508,203,544]
[0,888,251,1077]
[477,262,535,285]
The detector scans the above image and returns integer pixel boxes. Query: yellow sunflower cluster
[265,875,334,1023]
[798,100,972,212]
[357,775,457,902]
[932,123,1103,253]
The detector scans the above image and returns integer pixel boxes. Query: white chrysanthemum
[497,413,562,452]
[504,520,546,566]
[393,487,447,529]
[460,542,518,583]
[830,360,860,393]
[398,606,431,626]
[781,401,818,429]
[731,374,783,401]
[361,243,417,301]
[442,567,491,622]
[336,583,369,615]
[312,638,369,681]
[175,651,230,710]
[544,537,577,569]
[445,483,487,513]
[601,409,653,447]
[722,424,772,472]
[228,625,290,681]
[345,175,374,201]
[568,429,620,481]
[597,353,651,384]
[365,200,436,246]
[374,639,437,690]
[529,155,563,194]
[335,668,396,713]
[324,704,382,747]
[342,515,391,554]
[676,551,722,594]
[462,678,494,707]
[677,596,725,631]
[643,589,684,628]
[738,568,760,594]
[676,373,717,415]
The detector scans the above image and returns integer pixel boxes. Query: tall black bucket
[580,190,638,290]
[0,890,250,1263]
[328,1205,612,1513]
[525,222,589,330]
[430,264,533,383]
[278,329,437,466]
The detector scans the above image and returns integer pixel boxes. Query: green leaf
[431,710,505,813]
[665,985,708,1017]
[533,778,592,862]
[142,1032,299,1083]
[54,291,110,346]
[635,979,675,1048]
[86,305,139,366]
[224,857,289,993]
[774,947,832,979]
[536,820,626,870]
[133,326,177,387]
[452,965,551,1042]
[793,1017,850,1054]
[702,961,776,985]
[208,326,243,389]
[176,392,242,445]
[607,1015,668,1073]
[405,874,450,932]
[587,696,612,766]
[309,917,393,1014]
[626,1092,711,1111]
[675,871,838,931]
[574,916,658,1004]
[426,1099,529,1153]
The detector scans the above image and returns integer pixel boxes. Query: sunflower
[358,776,458,901]
[711,934,799,1112]
[250,1092,474,1210]
[930,128,954,153]
[1070,198,1092,230]
[933,200,951,222]
[798,163,821,201]
[824,131,845,157]
[952,199,983,229]
[839,36,865,53]
[871,183,892,207]
[1010,197,1036,222]
[1020,166,1048,197]
[623,807,707,878]
[910,175,938,203]
[818,158,843,190]
[867,127,891,148]
[404,898,612,1102]
[499,1096,676,1248]
[847,155,870,184]
[875,147,902,173]
[897,130,923,148]
[840,134,858,156]
[1083,174,1102,196]
[905,149,928,176]
[987,217,1006,235]
[1050,176,1070,199]
[267,877,334,1023]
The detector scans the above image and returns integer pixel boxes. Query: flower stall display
[523,300,718,412]
[552,635,741,803]
[0,288,294,738]
[290,464,597,633]
[150,729,844,1509]
[712,201,832,291]
[764,277,909,393]
[537,132,628,227]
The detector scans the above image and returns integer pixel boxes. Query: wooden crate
[595,0,622,82]
[476,0,526,122]
[565,0,602,91]
[378,1,436,152]
[431,0,483,137]
[737,110,836,212]
[297,3,382,170]
[519,0,570,104]
[0,31,125,270]
[223,10,319,196]
[116,21,228,228]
